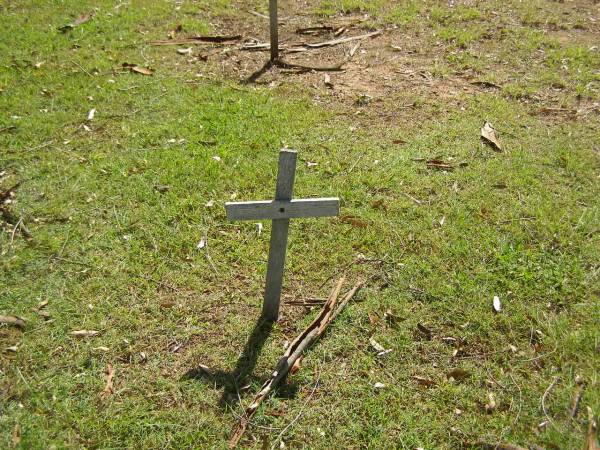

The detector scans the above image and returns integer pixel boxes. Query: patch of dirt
[164,5,484,115]
[154,0,600,125]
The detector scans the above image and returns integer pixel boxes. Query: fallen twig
[296,25,335,35]
[541,376,560,423]
[228,278,363,448]
[570,377,586,419]
[275,59,345,72]
[149,35,242,46]
[304,30,382,48]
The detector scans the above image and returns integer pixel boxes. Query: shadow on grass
[182,316,298,406]
[242,60,273,84]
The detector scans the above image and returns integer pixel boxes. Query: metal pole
[269,0,278,61]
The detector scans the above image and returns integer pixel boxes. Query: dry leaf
[485,392,497,413]
[12,423,21,448]
[87,108,96,121]
[368,312,379,325]
[122,63,154,76]
[447,368,470,381]
[369,337,385,353]
[371,199,386,211]
[417,322,433,340]
[37,310,51,320]
[481,121,502,151]
[413,376,436,387]
[70,330,100,338]
[340,215,368,228]
[0,315,26,329]
[101,363,115,399]
[383,309,400,326]
[59,13,92,32]
[168,24,183,39]
[493,295,502,313]
[369,337,391,356]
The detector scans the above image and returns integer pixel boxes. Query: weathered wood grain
[262,150,296,320]
[225,198,339,220]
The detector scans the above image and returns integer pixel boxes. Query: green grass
[2,1,600,449]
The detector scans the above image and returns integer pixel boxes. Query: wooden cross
[225,149,340,321]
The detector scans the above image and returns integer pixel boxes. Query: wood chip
[70,330,100,338]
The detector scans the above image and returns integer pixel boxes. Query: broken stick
[304,29,382,48]
[228,278,364,448]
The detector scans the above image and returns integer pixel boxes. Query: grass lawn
[1,0,599,448]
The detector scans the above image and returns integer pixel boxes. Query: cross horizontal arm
[225,198,339,221]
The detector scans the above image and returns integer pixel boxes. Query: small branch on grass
[274,59,345,72]
[541,376,560,423]
[148,35,242,46]
[70,60,93,77]
[228,278,364,448]
[304,30,382,48]
[570,377,586,420]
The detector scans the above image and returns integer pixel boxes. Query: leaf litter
[481,121,502,151]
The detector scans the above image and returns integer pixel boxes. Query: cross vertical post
[262,150,295,319]
[269,0,278,62]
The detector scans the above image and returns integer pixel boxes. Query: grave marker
[225,149,339,320]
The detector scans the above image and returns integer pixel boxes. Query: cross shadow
[181,315,299,406]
